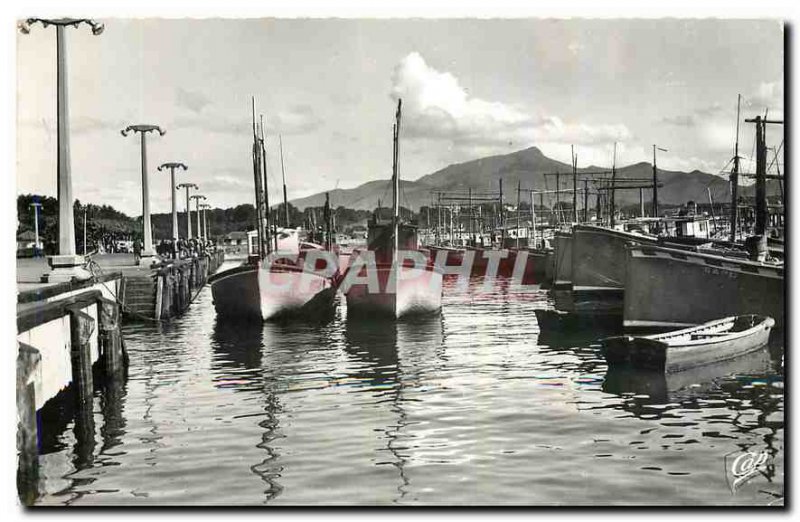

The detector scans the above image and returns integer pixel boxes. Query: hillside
[290,146,735,211]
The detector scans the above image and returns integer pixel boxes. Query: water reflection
[210,318,286,502]
[32,279,784,506]
[343,315,445,504]
[602,347,776,408]
[601,342,784,499]
[211,319,265,392]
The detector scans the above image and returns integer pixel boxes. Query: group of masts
[250,97,295,260]
[430,145,665,248]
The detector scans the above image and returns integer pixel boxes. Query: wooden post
[154,275,163,321]
[68,305,95,407]
[67,305,96,469]
[17,342,41,505]
[98,297,125,379]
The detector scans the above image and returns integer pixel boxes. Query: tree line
[16,194,428,255]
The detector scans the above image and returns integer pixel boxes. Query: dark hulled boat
[570,224,658,311]
[623,244,783,328]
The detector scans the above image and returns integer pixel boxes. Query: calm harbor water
[34,263,784,506]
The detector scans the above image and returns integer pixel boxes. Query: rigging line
[400,182,410,220]
[766,140,785,173]
[700,157,734,190]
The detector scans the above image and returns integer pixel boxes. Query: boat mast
[279,135,290,229]
[436,194,442,245]
[707,187,717,236]
[468,187,473,245]
[529,189,536,247]
[555,171,560,225]
[516,180,521,249]
[499,178,504,247]
[572,145,578,224]
[652,145,658,219]
[583,179,589,223]
[449,204,454,245]
[752,116,767,238]
[729,94,741,243]
[324,191,331,250]
[595,187,602,223]
[259,115,273,253]
[744,114,783,257]
[426,205,431,240]
[251,97,265,259]
[392,99,402,264]
[610,142,617,228]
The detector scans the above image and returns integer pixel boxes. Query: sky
[16,18,784,216]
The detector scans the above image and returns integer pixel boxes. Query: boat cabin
[367,218,419,264]
[661,215,713,239]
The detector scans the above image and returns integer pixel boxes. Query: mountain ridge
[289,146,733,211]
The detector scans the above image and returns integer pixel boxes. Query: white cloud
[747,81,783,110]
[390,52,630,154]
[175,87,213,114]
[171,104,322,136]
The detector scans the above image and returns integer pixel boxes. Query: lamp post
[121,124,165,263]
[177,183,198,240]
[158,162,188,256]
[200,203,211,243]
[190,194,206,242]
[29,202,42,257]
[19,18,104,281]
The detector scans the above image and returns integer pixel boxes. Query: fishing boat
[571,223,657,298]
[551,230,573,290]
[600,315,775,373]
[427,244,468,269]
[344,99,443,319]
[521,245,552,285]
[623,244,783,328]
[209,99,339,321]
[623,111,784,328]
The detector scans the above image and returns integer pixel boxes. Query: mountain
[290,146,735,211]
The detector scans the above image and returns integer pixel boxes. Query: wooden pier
[15,250,224,504]
[120,251,225,320]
